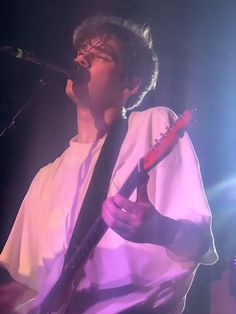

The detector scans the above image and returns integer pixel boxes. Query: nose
[74,52,91,69]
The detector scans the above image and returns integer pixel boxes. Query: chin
[65,80,73,96]
[65,80,79,104]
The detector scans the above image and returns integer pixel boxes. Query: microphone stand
[0,78,47,138]
[0,47,78,139]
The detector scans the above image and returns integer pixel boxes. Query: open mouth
[69,61,90,84]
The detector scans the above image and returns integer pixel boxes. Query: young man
[0,15,217,313]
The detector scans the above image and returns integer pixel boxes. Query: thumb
[136,173,150,203]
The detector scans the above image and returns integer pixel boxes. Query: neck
[76,105,122,143]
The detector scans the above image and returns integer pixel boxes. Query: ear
[123,77,142,98]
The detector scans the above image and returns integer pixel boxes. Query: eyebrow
[78,41,120,60]
[95,45,116,56]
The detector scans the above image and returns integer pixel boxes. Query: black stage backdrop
[0,1,235,313]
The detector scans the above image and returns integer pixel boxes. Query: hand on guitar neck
[102,174,180,245]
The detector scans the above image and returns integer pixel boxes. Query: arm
[102,178,210,261]
[102,107,218,265]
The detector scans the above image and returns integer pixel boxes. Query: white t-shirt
[0,107,218,313]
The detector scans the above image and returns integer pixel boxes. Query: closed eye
[76,49,113,62]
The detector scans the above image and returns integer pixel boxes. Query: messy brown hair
[73,15,158,110]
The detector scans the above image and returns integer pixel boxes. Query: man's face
[66,36,128,110]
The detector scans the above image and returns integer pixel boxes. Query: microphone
[0,46,80,83]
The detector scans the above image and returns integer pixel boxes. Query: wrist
[148,210,181,246]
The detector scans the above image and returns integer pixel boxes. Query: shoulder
[27,147,70,193]
[126,106,197,167]
[126,106,178,138]
[128,106,177,127]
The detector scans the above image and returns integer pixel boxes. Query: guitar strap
[64,116,128,264]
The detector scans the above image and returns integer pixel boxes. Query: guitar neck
[62,164,143,280]
[41,164,144,313]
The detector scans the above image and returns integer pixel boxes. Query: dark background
[0,0,235,313]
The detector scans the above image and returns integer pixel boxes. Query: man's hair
[73,15,158,110]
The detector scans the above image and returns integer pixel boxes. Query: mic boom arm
[0,46,79,81]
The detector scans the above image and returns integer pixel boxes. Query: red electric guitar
[27,110,193,314]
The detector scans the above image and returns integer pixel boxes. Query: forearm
[148,211,210,261]
[103,193,210,261]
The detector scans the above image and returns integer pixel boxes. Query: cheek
[66,64,125,106]
[91,67,124,95]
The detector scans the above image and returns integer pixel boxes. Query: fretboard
[40,163,144,313]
